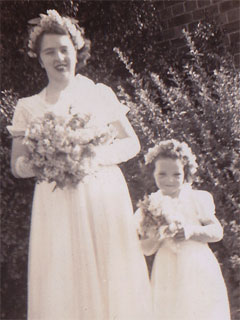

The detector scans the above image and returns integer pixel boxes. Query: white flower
[160,195,184,224]
[148,191,162,216]
[137,188,186,240]
[161,196,177,214]
[71,145,83,160]
[23,110,117,189]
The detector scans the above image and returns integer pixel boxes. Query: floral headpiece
[144,139,198,178]
[28,9,85,58]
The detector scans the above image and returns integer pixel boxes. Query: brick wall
[157,0,240,67]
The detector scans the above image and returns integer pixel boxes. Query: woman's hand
[94,116,140,166]
[11,137,35,178]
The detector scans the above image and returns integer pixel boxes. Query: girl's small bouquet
[136,191,184,240]
[23,110,117,189]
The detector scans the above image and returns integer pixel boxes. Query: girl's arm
[10,137,34,178]
[184,217,223,243]
[174,189,223,243]
[184,190,223,243]
[95,116,140,165]
[174,216,223,243]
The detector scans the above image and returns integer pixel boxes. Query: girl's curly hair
[145,139,198,183]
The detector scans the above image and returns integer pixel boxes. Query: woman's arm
[8,99,35,178]
[95,116,140,166]
[10,137,34,178]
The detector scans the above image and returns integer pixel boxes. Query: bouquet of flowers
[136,191,184,240]
[23,111,117,189]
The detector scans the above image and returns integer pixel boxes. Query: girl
[8,9,152,320]
[135,139,231,320]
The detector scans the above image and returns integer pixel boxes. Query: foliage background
[1,1,239,319]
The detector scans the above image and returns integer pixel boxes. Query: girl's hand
[173,227,186,241]
[165,222,185,240]
[140,234,161,256]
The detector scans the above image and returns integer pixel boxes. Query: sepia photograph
[1,1,239,319]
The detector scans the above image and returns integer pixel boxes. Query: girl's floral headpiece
[28,9,85,58]
[144,139,198,177]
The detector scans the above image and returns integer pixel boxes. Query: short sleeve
[7,99,31,137]
[193,190,216,223]
[95,83,129,122]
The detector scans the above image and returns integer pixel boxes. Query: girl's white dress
[8,75,152,320]
[148,186,230,320]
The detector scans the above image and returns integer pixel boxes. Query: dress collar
[156,183,192,201]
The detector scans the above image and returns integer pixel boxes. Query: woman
[8,9,152,320]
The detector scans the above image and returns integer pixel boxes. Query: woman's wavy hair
[30,23,91,70]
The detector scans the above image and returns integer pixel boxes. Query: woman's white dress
[8,75,152,320]
[149,186,230,320]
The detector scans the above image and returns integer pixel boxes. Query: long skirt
[28,165,152,320]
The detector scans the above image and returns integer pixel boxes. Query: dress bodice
[135,184,217,241]
[7,75,129,137]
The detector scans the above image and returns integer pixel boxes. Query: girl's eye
[174,173,181,177]
[61,48,68,54]
[45,50,54,55]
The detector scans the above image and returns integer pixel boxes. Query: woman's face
[153,157,184,197]
[39,33,77,84]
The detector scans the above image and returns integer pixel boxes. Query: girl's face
[153,158,184,197]
[39,33,77,85]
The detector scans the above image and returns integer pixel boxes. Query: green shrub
[1,90,35,319]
